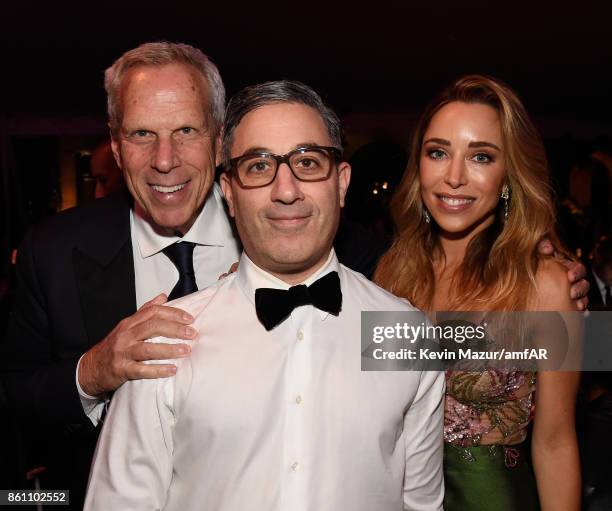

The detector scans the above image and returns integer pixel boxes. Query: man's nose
[270,163,304,204]
[151,136,180,173]
[444,156,467,188]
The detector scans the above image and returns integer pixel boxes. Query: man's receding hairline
[117,62,213,121]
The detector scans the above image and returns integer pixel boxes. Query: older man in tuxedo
[2,42,242,508]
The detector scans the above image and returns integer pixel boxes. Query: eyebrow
[238,142,325,156]
[240,146,270,155]
[422,137,501,151]
[423,137,450,146]
[468,141,501,151]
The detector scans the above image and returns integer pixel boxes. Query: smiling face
[111,63,218,235]
[419,101,506,240]
[221,102,350,283]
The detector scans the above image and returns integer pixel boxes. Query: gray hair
[104,41,225,137]
[222,80,342,168]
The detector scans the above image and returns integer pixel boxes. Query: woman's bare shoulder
[533,257,577,312]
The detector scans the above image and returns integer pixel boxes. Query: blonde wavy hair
[374,75,564,311]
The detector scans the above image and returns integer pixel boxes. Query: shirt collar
[132,183,235,259]
[592,268,607,297]
[236,249,340,321]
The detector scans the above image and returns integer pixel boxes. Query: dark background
[2,2,611,121]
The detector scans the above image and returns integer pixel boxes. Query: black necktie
[255,271,342,331]
[162,242,198,300]
[605,285,612,308]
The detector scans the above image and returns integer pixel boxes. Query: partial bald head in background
[90,140,125,198]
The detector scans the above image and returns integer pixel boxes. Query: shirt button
[295,395,302,405]
[291,461,300,471]
[297,330,304,341]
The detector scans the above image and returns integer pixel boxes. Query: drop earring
[501,184,510,221]
[423,209,431,224]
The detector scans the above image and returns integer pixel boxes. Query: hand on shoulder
[534,257,579,312]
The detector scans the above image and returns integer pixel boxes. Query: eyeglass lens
[237,148,333,187]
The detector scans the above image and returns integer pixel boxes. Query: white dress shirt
[85,250,445,511]
[77,183,241,423]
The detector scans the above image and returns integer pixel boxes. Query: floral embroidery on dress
[444,370,536,448]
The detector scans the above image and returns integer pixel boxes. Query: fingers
[130,315,197,342]
[218,261,239,280]
[130,341,191,362]
[567,261,586,282]
[126,303,195,331]
[570,278,590,301]
[124,361,178,380]
[78,297,199,394]
[575,298,588,311]
[139,293,168,309]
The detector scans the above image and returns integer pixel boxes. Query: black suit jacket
[2,193,136,508]
[1,192,388,508]
[587,266,611,311]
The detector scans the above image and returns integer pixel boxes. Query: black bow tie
[255,271,342,331]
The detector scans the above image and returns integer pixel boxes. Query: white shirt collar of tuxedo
[132,183,235,259]
[235,248,338,321]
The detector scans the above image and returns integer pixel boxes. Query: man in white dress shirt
[85,80,445,510]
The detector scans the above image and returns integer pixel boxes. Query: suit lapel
[587,266,606,311]
[72,193,137,345]
[588,286,604,308]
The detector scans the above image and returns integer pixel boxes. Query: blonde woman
[375,76,580,510]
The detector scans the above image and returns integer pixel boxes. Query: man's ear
[220,172,235,217]
[109,126,122,169]
[337,161,351,208]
